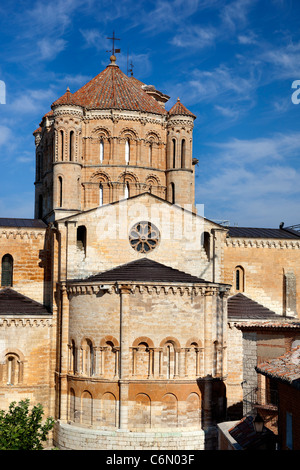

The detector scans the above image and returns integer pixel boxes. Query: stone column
[59,285,70,421]
[118,285,131,430]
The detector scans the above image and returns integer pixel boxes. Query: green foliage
[0,399,55,450]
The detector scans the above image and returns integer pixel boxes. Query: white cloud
[37,38,67,61]
[171,25,217,49]
[196,132,300,226]
[0,125,12,147]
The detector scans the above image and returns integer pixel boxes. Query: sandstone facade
[1,55,300,450]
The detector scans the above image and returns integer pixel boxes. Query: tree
[0,399,55,450]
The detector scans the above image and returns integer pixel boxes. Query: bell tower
[166,98,196,208]
[33,56,197,222]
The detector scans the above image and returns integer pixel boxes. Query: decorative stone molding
[226,238,300,249]
[0,229,46,240]
[66,282,228,297]
[0,317,52,327]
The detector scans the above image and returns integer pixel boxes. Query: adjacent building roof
[256,346,300,390]
[227,226,300,239]
[0,288,50,315]
[228,415,274,449]
[228,293,280,320]
[0,218,47,228]
[68,257,219,285]
[52,56,167,116]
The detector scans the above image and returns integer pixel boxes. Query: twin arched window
[1,254,13,287]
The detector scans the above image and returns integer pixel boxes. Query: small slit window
[99,183,103,206]
[235,266,245,292]
[77,225,87,256]
[1,254,13,287]
[181,139,185,168]
[172,139,176,168]
[69,131,74,161]
[100,139,104,163]
[125,139,130,164]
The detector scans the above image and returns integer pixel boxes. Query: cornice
[225,238,300,249]
[0,317,52,327]
[66,281,229,297]
[0,228,46,240]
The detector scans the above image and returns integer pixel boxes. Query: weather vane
[107,31,121,55]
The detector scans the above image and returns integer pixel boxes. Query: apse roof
[0,288,50,315]
[52,56,167,116]
[68,257,223,285]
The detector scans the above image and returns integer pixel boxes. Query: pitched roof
[68,257,211,284]
[168,98,196,118]
[0,218,47,228]
[256,346,300,389]
[52,57,167,116]
[228,415,273,449]
[228,293,280,320]
[227,226,300,239]
[0,288,50,315]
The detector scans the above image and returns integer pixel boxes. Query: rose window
[129,221,160,253]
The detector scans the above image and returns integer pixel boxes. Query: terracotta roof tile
[52,60,167,115]
[256,346,300,387]
[168,98,196,118]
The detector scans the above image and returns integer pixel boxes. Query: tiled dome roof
[168,98,196,118]
[52,56,167,116]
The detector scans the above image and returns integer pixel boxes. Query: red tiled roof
[168,98,196,118]
[256,346,300,387]
[52,58,167,115]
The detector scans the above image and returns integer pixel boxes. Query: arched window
[71,340,77,374]
[58,176,63,207]
[202,232,210,260]
[124,182,129,199]
[149,143,153,166]
[1,254,13,287]
[69,131,74,161]
[77,225,86,255]
[5,353,21,385]
[100,139,104,163]
[181,139,185,168]
[99,183,103,206]
[172,139,176,168]
[60,130,64,160]
[170,182,175,204]
[235,266,245,292]
[125,138,130,164]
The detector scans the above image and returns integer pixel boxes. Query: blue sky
[1,0,300,228]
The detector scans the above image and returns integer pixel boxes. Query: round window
[129,221,160,253]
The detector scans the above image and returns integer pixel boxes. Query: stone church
[1,53,300,450]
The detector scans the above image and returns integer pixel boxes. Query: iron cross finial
[107,31,121,55]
